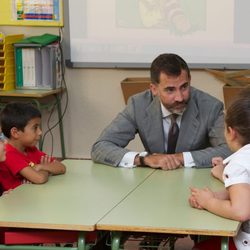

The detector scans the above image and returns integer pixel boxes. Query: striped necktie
[167,114,179,154]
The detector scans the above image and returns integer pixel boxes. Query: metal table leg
[221,237,229,250]
[77,232,86,250]
[111,232,121,250]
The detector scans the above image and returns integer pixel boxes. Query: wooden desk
[0,88,65,158]
[0,160,154,250]
[97,168,241,250]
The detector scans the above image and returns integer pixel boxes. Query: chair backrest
[121,77,151,104]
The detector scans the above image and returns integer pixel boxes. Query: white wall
[0,26,225,159]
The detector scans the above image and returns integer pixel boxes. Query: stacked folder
[0,33,24,90]
[14,34,62,90]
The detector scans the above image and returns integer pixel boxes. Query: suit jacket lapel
[143,97,165,153]
[177,97,199,152]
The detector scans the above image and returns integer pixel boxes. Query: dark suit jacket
[91,87,231,167]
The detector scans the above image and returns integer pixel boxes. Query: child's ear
[228,126,237,140]
[10,127,21,139]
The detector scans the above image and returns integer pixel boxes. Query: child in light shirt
[189,90,250,250]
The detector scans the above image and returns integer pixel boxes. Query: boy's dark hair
[150,53,191,85]
[225,89,250,146]
[0,102,41,138]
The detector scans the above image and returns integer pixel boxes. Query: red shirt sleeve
[4,144,52,176]
[5,145,32,176]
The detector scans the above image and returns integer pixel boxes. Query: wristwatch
[139,152,149,166]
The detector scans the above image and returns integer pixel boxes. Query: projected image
[69,0,250,67]
[116,0,206,35]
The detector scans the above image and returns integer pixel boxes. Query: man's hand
[143,153,184,170]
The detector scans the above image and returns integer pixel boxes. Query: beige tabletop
[0,160,154,231]
[97,168,240,237]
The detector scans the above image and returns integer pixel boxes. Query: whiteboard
[64,0,250,69]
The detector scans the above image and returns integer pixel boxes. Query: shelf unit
[0,33,23,90]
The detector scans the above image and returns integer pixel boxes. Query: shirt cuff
[183,152,195,168]
[119,151,139,168]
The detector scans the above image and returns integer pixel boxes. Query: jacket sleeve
[191,102,232,167]
[91,97,138,167]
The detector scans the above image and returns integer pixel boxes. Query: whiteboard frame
[63,0,250,70]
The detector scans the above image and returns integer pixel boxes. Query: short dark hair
[150,53,191,84]
[0,102,41,138]
[225,89,250,146]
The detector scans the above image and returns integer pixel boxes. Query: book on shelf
[14,42,62,90]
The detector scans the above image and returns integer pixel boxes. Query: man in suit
[91,53,231,170]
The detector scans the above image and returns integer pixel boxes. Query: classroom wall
[0,26,225,159]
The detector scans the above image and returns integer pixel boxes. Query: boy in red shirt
[0,102,66,192]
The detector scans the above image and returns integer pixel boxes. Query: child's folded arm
[35,161,66,175]
[19,166,49,184]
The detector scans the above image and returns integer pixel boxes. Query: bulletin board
[0,0,63,27]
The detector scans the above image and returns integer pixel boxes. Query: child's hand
[188,195,203,209]
[33,164,43,172]
[34,155,53,172]
[40,155,53,165]
[212,157,223,167]
[211,157,225,182]
[190,187,215,209]
[22,179,32,184]
[35,156,65,175]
